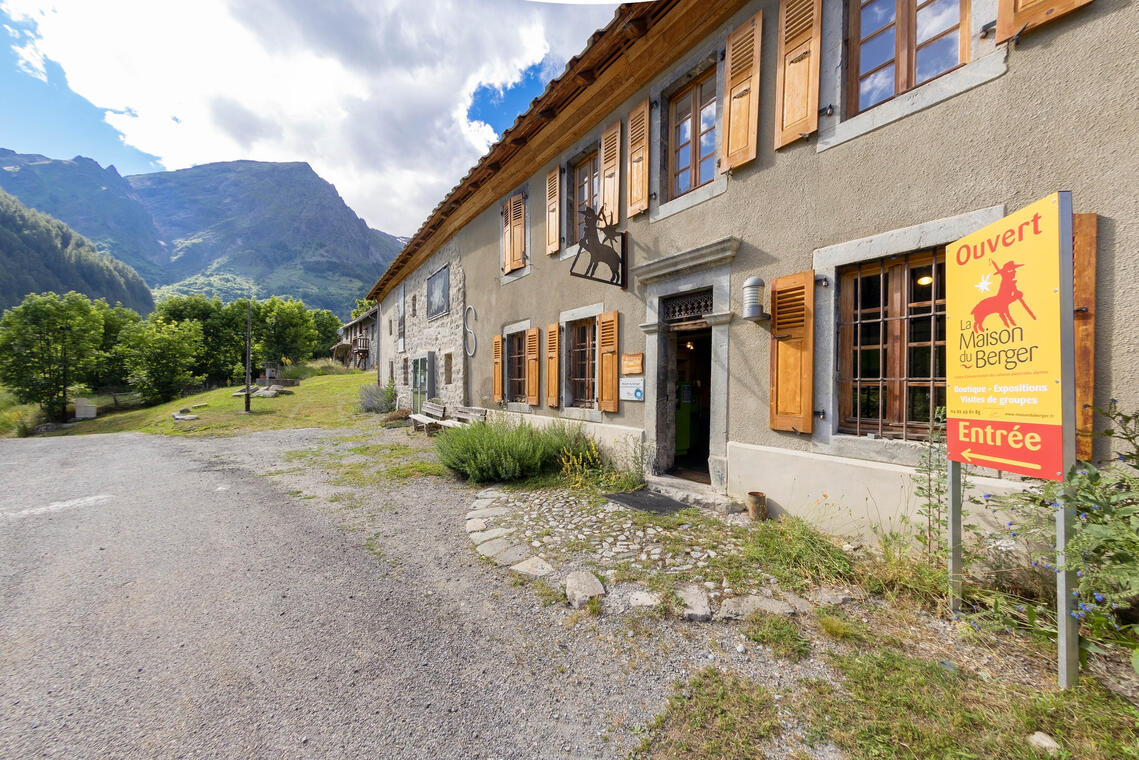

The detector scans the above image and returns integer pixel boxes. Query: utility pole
[244,300,252,413]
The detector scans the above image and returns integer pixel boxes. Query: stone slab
[466,507,510,519]
[565,571,605,609]
[477,489,506,500]
[465,518,487,533]
[476,538,513,559]
[492,544,532,567]
[468,498,498,511]
[469,527,512,545]
[629,591,662,608]
[810,587,854,606]
[783,592,814,615]
[677,585,710,621]
[716,595,794,621]
[510,556,554,577]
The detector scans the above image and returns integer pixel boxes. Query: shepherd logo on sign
[946,193,1075,481]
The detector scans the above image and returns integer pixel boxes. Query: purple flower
[1094,593,1105,602]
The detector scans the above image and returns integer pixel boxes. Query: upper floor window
[850,0,969,114]
[427,265,449,319]
[501,192,527,275]
[571,152,600,245]
[837,249,946,439]
[669,69,717,199]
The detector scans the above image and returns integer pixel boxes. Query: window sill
[649,173,727,223]
[560,406,602,423]
[500,261,531,285]
[817,49,1007,152]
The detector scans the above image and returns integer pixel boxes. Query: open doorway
[670,326,712,484]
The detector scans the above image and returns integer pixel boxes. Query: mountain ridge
[0,149,399,318]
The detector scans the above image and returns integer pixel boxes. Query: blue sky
[0,12,161,174]
[0,2,617,234]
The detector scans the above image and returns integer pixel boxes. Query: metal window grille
[507,332,527,402]
[568,318,596,407]
[661,289,714,324]
[837,249,946,440]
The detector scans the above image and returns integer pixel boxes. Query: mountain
[0,188,155,314]
[0,149,166,282]
[0,150,401,318]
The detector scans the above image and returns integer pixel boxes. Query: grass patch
[54,374,378,437]
[742,612,811,661]
[815,607,869,643]
[630,667,780,759]
[281,358,362,380]
[385,460,450,480]
[804,649,1139,760]
[529,578,566,607]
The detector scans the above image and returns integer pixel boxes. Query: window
[502,193,527,275]
[402,356,409,385]
[850,0,969,114]
[427,266,449,319]
[669,69,717,199]
[389,319,392,336]
[570,152,599,245]
[506,332,527,402]
[389,360,394,382]
[444,352,453,385]
[567,318,596,408]
[411,294,416,318]
[837,249,946,439]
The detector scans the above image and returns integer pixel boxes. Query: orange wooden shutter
[492,334,503,402]
[598,311,619,413]
[774,0,821,149]
[545,167,560,255]
[501,202,512,273]
[599,121,621,227]
[509,194,526,272]
[722,10,763,171]
[769,270,815,433]
[1073,213,1097,461]
[525,327,540,406]
[627,99,650,216]
[997,0,1093,44]
[546,322,560,408]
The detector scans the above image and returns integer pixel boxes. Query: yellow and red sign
[946,194,1073,480]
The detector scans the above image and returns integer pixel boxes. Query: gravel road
[1,429,836,759]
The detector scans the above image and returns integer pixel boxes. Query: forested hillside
[0,190,154,314]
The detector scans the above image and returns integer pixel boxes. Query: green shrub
[358,382,393,414]
[435,419,584,483]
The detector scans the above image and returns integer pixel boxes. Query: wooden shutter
[525,327,540,406]
[722,10,763,171]
[546,322,560,408]
[501,202,511,273]
[769,270,814,433]
[774,0,821,149]
[545,167,560,255]
[599,121,621,227]
[598,310,619,413]
[997,0,1093,44]
[627,99,650,216]
[509,194,526,272]
[492,334,503,402]
[1073,213,1097,461]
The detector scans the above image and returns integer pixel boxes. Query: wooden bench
[451,406,488,425]
[409,401,462,433]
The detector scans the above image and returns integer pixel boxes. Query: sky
[0,0,621,236]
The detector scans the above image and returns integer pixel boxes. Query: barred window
[506,332,526,403]
[837,249,946,438]
[567,318,596,408]
[571,153,599,245]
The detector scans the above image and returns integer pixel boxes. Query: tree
[259,297,316,365]
[310,309,342,359]
[154,294,243,386]
[351,298,377,319]
[0,291,103,421]
[83,299,142,391]
[117,318,204,404]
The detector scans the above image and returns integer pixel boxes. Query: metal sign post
[945,192,1077,687]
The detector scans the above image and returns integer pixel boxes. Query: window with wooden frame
[570,152,600,245]
[838,249,946,439]
[402,356,409,385]
[567,318,596,408]
[849,0,970,115]
[668,69,717,200]
[444,352,453,385]
[506,331,527,403]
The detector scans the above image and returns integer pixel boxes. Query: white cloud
[0,0,618,235]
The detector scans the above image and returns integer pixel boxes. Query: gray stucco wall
[370,0,1138,533]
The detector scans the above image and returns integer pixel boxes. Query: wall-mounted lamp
[742,276,770,322]
[916,274,934,286]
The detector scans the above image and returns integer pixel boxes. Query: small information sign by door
[619,377,644,401]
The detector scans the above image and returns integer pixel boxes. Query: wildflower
[982,494,992,500]
[1072,590,1079,597]
[1017,605,1024,612]
[1076,571,1083,578]
[1094,593,1105,602]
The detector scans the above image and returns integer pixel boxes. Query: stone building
[367,0,1138,537]
[334,306,378,370]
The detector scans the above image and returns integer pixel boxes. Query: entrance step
[645,474,741,514]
